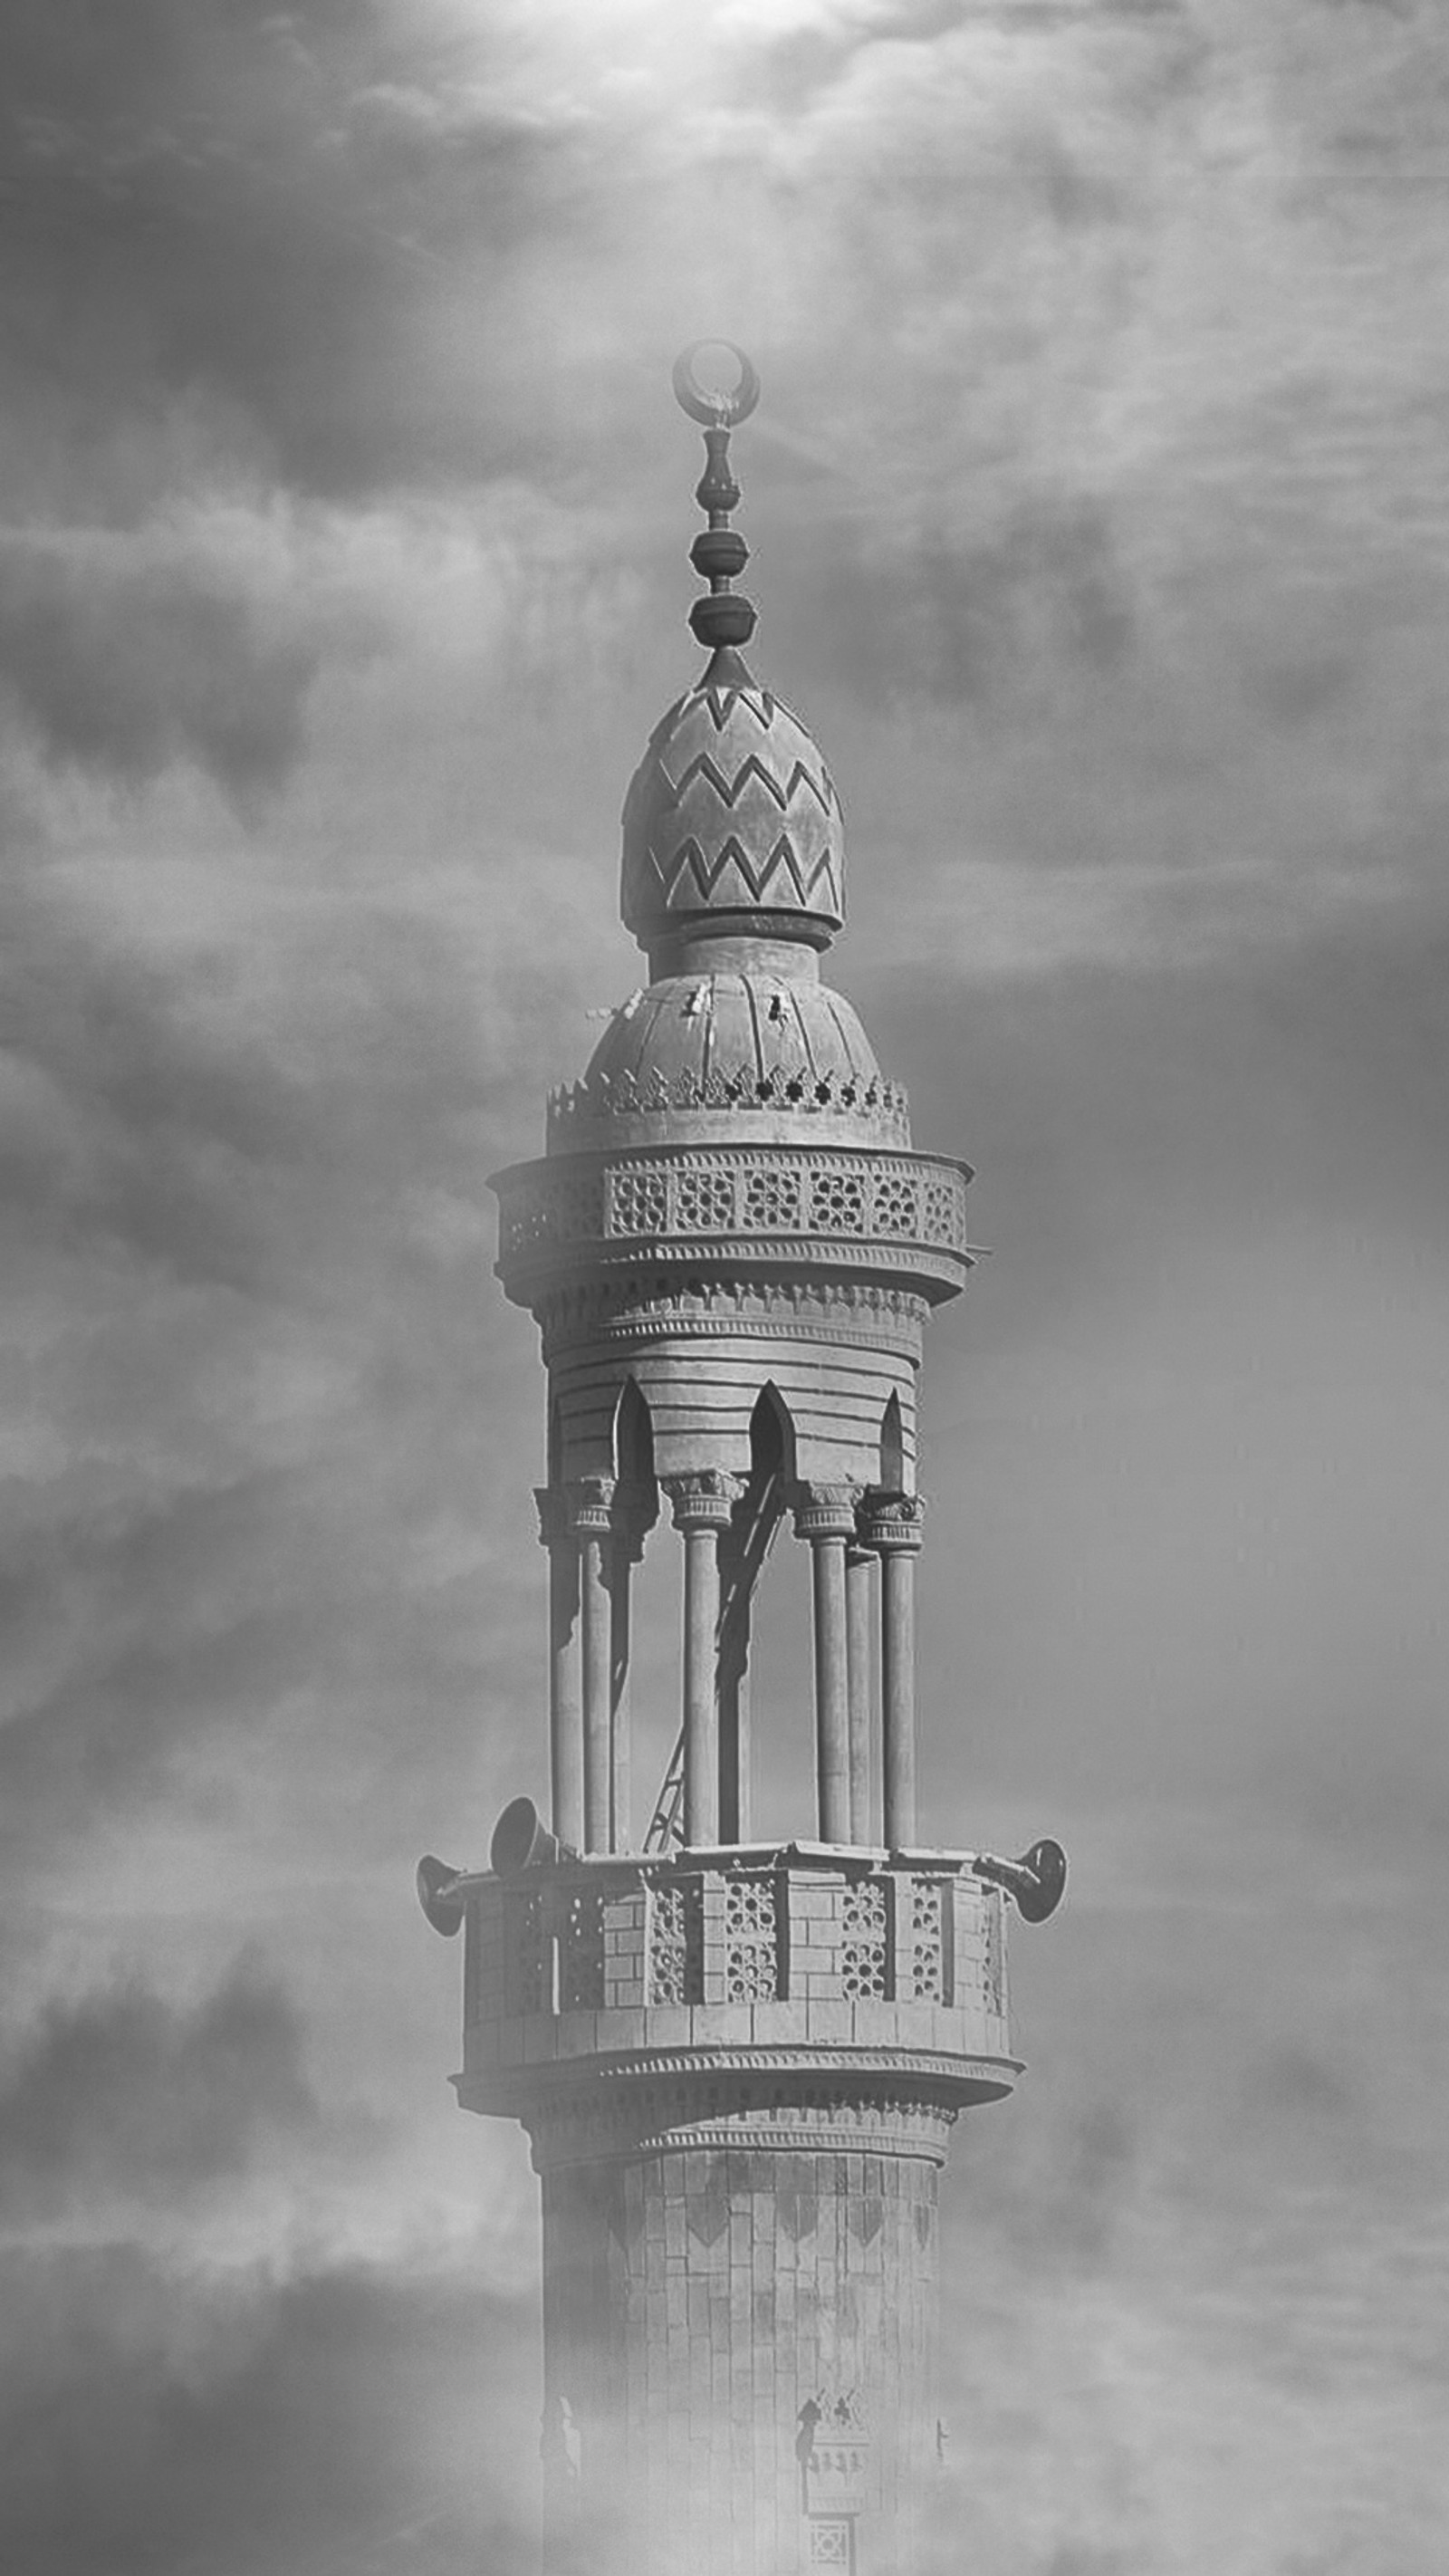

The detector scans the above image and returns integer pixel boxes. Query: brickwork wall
[539,2142,940,2576]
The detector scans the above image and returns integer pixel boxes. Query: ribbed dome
[545,957,911,1150]
[588,971,879,1099]
[621,649,844,956]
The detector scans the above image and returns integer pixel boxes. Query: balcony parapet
[451,1849,1017,2148]
[491,1144,974,1312]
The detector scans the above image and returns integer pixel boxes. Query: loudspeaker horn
[970,1837,1068,1924]
[489,1795,570,1877]
[417,1853,467,1937]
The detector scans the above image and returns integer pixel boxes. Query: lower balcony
[453,1848,1020,2129]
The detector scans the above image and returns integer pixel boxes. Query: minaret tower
[420,346,1063,2576]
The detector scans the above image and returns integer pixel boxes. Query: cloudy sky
[2,2,1447,2570]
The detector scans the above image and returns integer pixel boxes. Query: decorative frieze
[516,2070,967,2172]
[546,1059,912,1146]
[470,1858,1006,2043]
[493,1143,973,1308]
[534,1275,930,1360]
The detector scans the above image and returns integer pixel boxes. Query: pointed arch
[612,1377,656,1489]
[749,1382,796,1486]
[879,1390,905,1491]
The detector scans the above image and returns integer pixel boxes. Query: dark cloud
[0,852,552,1859]
[0,531,318,795]
[0,2,1445,2568]
[0,0,611,510]
[0,1965,315,2215]
[799,495,1137,708]
[0,2244,538,2576]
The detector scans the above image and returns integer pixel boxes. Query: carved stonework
[648,1876,701,2004]
[908,1879,946,2003]
[493,1144,973,1311]
[840,1879,889,2001]
[547,1061,912,1146]
[860,1490,926,1553]
[468,1860,1006,2049]
[722,1871,779,2000]
[566,1474,617,1536]
[427,355,1027,2576]
[516,2067,964,2174]
[620,673,846,944]
[538,1274,928,1343]
[794,1484,865,1543]
[663,1468,742,1532]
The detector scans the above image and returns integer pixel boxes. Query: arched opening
[750,1382,795,1487]
[606,1380,658,1853]
[879,1390,905,1492]
[613,1377,657,1493]
[724,1385,812,1841]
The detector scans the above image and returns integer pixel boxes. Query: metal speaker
[416,1854,466,1937]
[970,1836,1068,1924]
[488,1795,564,1877]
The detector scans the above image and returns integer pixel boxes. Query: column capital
[860,1489,926,1552]
[793,1482,863,1543]
[662,1469,741,1533]
[566,1474,618,1536]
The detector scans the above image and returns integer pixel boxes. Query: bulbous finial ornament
[619,344,844,954]
[673,341,760,655]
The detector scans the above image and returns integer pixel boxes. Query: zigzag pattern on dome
[652,829,841,916]
[621,666,846,943]
[657,749,837,821]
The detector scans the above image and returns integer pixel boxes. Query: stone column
[846,1543,874,1846]
[569,1476,617,1854]
[863,1494,926,1851]
[664,1473,740,1849]
[794,1487,862,1847]
[535,1487,582,1852]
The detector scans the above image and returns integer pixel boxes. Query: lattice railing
[497,1145,970,1263]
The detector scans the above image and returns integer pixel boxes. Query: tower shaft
[420,347,1060,2576]
[458,1848,1013,2575]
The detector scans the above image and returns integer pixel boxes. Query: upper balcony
[492,1142,974,1312]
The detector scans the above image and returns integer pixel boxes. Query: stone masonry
[421,347,1060,2576]
[455,1850,1015,2574]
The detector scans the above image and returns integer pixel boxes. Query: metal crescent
[672,341,762,428]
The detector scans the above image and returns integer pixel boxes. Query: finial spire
[672,341,761,658]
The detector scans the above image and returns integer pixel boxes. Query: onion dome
[621,664,844,954]
[619,343,845,963]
